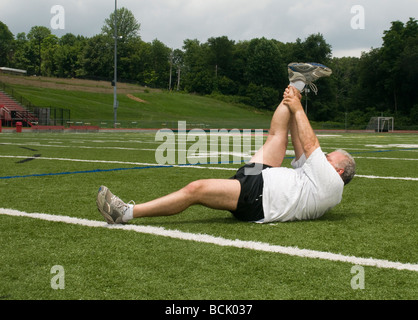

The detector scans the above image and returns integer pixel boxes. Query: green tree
[244,37,286,89]
[131,40,152,84]
[182,39,213,93]
[171,49,184,90]
[118,37,142,81]
[101,7,141,82]
[27,26,51,75]
[302,33,332,62]
[229,41,250,95]
[149,39,171,88]
[207,36,235,91]
[54,34,86,78]
[329,56,360,123]
[357,48,386,111]
[287,33,332,64]
[399,33,418,113]
[81,34,113,79]
[361,18,418,116]
[0,21,14,66]
[41,34,59,76]
[11,32,31,72]
[102,7,141,42]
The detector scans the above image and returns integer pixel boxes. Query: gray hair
[335,149,356,185]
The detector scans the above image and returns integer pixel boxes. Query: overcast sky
[1,0,417,58]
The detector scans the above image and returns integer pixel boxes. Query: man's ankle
[290,81,305,92]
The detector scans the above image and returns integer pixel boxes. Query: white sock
[290,81,305,92]
[122,204,134,222]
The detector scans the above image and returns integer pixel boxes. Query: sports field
[0,130,417,302]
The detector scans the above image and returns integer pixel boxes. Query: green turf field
[0,130,417,301]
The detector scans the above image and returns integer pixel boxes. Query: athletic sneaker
[96,185,133,224]
[288,62,332,94]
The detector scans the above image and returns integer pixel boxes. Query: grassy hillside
[0,75,272,129]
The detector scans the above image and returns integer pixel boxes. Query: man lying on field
[96,62,356,224]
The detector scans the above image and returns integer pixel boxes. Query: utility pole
[177,67,181,91]
[169,49,173,91]
[113,0,118,128]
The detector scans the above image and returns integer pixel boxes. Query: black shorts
[229,163,271,222]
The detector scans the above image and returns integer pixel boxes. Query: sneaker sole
[96,186,116,224]
[289,62,332,77]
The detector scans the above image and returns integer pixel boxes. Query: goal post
[366,117,394,132]
[378,117,394,132]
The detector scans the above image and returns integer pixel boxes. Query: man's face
[326,151,345,176]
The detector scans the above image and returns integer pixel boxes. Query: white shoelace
[306,82,318,95]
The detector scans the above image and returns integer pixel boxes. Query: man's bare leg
[289,113,304,161]
[249,99,291,167]
[288,88,305,160]
[133,179,240,218]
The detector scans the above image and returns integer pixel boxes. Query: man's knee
[266,133,288,149]
[183,180,205,197]
[272,131,288,142]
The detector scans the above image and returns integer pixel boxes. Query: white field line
[0,155,237,171]
[0,155,166,167]
[354,156,418,161]
[1,208,417,272]
[0,141,143,151]
[355,175,418,181]
[0,142,260,153]
[2,155,418,179]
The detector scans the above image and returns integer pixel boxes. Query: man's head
[326,149,356,185]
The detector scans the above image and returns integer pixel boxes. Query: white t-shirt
[260,147,344,223]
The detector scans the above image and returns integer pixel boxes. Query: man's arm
[283,86,320,159]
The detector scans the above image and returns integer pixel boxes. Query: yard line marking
[0,142,142,151]
[1,208,417,272]
[365,144,418,149]
[0,155,162,167]
[356,175,418,181]
[0,155,238,171]
[1,155,417,181]
[354,156,418,161]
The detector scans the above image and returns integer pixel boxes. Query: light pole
[113,0,118,128]
[304,88,310,115]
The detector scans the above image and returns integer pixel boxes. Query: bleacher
[0,90,38,126]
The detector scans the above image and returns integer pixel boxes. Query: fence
[0,80,70,127]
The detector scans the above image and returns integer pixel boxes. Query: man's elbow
[303,140,320,158]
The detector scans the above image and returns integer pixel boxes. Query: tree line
[0,8,417,127]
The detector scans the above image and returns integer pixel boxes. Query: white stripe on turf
[1,208,417,272]
[355,175,418,181]
[1,155,418,179]
[354,156,418,161]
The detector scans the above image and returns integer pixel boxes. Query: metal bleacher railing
[0,80,70,127]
